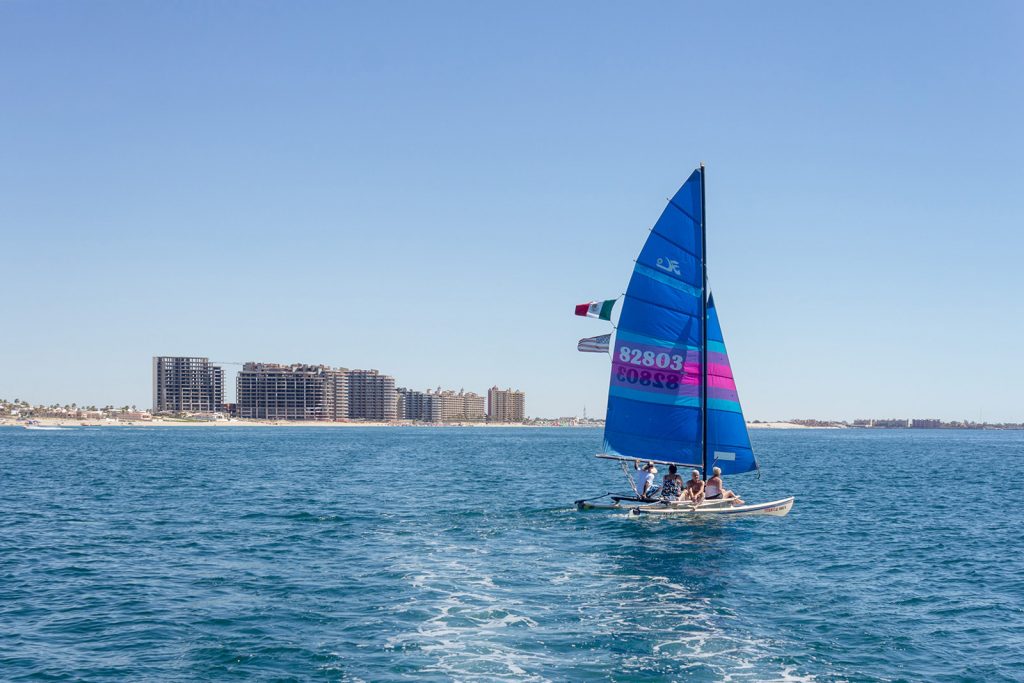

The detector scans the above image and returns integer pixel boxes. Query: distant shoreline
[6,418,1012,431]
[0,418,838,430]
[0,417,598,429]
[747,421,839,429]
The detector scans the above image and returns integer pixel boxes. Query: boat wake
[375,526,818,681]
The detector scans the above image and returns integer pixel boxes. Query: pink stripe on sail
[611,340,737,388]
[681,362,734,381]
[707,374,737,390]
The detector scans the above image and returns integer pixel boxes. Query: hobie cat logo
[656,257,681,275]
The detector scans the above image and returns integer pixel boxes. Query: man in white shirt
[633,460,658,499]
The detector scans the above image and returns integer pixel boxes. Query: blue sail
[705,294,757,475]
[603,170,705,466]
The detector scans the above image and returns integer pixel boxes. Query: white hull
[630,496,794,517]
[576,501,629,510]
[23,425,68,431]
[577,497,731,511]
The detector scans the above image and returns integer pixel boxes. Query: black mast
[699,162,708,478]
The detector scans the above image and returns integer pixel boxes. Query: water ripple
[1,426,1022,681]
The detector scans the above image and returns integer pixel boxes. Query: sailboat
[23,420,68,431]
[575,165,793,517]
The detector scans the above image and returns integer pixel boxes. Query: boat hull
[630,496,794,517]
[576,501,627,510]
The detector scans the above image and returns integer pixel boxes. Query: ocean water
[0,426,1021,682]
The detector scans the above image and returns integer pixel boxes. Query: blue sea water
[0,426,1022,682]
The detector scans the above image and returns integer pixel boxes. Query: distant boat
[23,420,68,431]
[574,165,793,517]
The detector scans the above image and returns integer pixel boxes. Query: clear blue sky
[1,2,1022,421]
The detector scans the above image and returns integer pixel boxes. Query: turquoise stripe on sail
[707,340,727,354]
[609,385,702,407]
[633,264,702,297]
[707,398,743,413]
[614,330,700,352]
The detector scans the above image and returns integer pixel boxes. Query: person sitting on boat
[660,464,685,502]
[683,469,705,506]
[705,466,744,505]
[632,460,659,499]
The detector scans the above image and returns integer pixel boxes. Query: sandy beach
[746,421,844,429]
[0,417,570,429]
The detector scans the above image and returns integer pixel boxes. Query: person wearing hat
[632,460,659,499]
[683,469,705,506]
[704,466,744,505]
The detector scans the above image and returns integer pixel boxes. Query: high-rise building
[397,387,487,422]
[152,356,224,414]
[397,387,433,421]
[487,386,525,422]
[397,387,422,420]
[235,363,348,420]
[460,391,486,421]
[348,369,397,421]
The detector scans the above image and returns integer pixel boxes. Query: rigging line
[573,492,618,505]
[621,460,640,496]
[666,197,701,229]
[647,228,701,261]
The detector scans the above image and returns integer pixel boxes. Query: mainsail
[603,169,705,466]
[601,168,757,475]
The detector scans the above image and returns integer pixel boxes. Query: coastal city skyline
[6,392,1024,432]
[152,355,525,423]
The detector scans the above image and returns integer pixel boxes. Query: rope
[574,491,617,505]
[621,460,640,496]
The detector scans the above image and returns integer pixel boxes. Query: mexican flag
[575,299,615,320]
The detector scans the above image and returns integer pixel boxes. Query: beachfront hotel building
[396,388,427,421]
[235,363,348,421]
[347,369,397,421]
[152,356,224,414]
[487,386,526,422]
[462,391,486,421]
[397,388,486,422]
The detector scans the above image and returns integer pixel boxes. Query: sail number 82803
[615,345,686,390]
[617,346,685,370]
